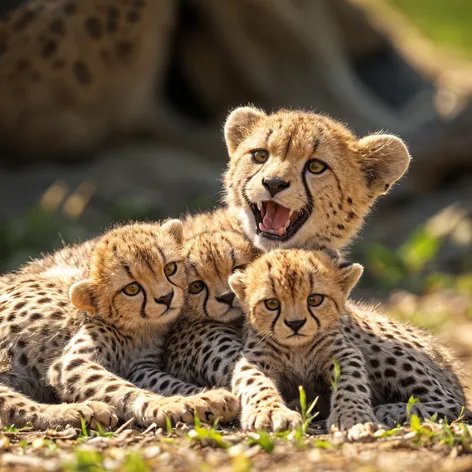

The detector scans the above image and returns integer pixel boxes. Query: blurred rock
[0,142,223,223]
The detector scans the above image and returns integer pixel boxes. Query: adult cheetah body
[0,0,174,158]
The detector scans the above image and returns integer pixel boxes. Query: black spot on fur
[116,41,133,58]
[64,2,77,15]
[384,368,396,378]
[108,6,120,19]
[73,61,92,85]
[400,376,416,388]
[66,358,86,371]
[37,297,51,304]
[84,387,97,398]
[14,11,35,31]
[126,11,139,23]
[50,18,66,35]
[85,17,102,40]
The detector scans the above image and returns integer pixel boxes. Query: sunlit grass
[386,0,472,61]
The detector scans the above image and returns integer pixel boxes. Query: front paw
[242,403,302,432]
[45,401,118,430]
[142,390,239,428]
[346,422,380,441]
[328,409,378,432]
[374,404,405,428]
[194,389,240,423]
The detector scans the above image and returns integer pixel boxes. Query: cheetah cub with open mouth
[0,220,237,430]
[229,249,467,433]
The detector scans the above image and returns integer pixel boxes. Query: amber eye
[122,282,141,296]
[307,159,327,174]
[189,280,205,294]
[264,298,280,311]
[307,294,324,307]
[252,149,269,164]
[164,262,177,276]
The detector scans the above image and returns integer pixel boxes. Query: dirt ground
[0,417,471,472]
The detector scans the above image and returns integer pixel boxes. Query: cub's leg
[165,321,243,388]
[374,401,467,428]
[323,333,378,432]
[370,354,467,427]
[232,344,302,432]
[0,378,117,430]
[50,324,238,427]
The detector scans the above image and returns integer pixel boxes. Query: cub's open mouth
[251,200,310,241]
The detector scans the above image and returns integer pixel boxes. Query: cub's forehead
[186,237,235,277]
[186,231,249,262]
[99,231,182,265]
[246,111,356,156]
[246,250,336,285]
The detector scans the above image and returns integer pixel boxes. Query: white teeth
[289,209,295,219]
[257,203,263,212]
[284,219,290,228]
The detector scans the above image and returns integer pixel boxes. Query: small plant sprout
[93,422,114,438]
[165,416,173,435]
[123,452,151,472]
[330,359,341,393]
[188,417,230,449]
[247,430,275,452]
[406,396,419,420]
[79,417,89,438]
[298,386,319,435]
[3,422,33,433]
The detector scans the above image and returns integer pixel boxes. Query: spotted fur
[229,249,468,432]
[0,0,175,159]
[169,107,411,394]
[0,220,238,429]
[164,231,259,387]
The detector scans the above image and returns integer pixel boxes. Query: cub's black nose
[155,290,174,307]
[216,291,235,307]
[284,318,307,333]
[262,177,290,197]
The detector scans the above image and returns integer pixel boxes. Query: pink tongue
[261,201,290,233]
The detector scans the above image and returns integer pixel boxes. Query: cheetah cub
[229,250,467,432]
[0,220,237,429]
[165,231,259,387]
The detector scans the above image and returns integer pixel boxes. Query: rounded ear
[224,106,266,154]
[69,280,96,313]
[228,272,247,304]
[358,134,411,196]
[162,219,183,244]
[338,262,363,298]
